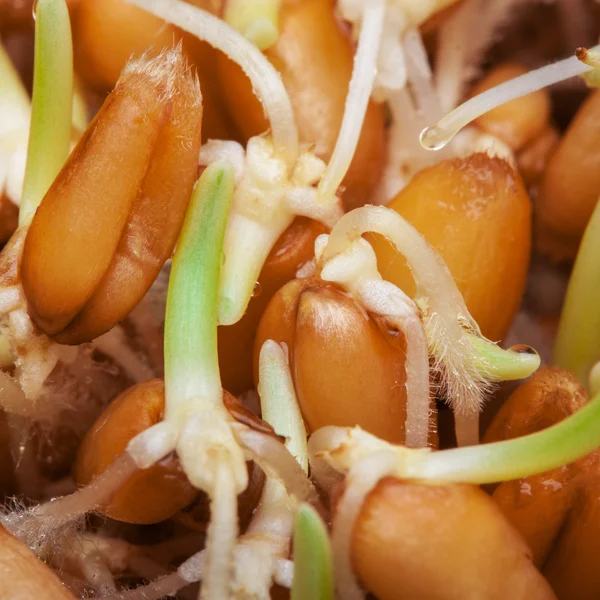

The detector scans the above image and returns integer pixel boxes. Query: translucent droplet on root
[252,281,262,297]
[419,125,454,151]
[508,344,538,356]
[32,0,38,21]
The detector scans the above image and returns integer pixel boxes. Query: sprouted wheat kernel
[1,1,600,599]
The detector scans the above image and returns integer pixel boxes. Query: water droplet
[252,282,262,297]
[32,0,38,21]
[508,344,538,356]
[419,125,453,151]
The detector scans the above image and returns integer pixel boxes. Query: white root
[103,540,204,599]
[62,534,175,589]
[403,28,444,123]
[125,412,312,599]
[338,3,460,204]
[375,28,448,203]
[377,20,517,201]
[423,44,599,151]
[4,412,45,498]
[360,282,431,448]
[1,420,183,565]
[57,533,120,595]
[232,479,294,599]
[193,0,385,327]
[124,0,299,170]
[318,236,431,448]
[231,341,308,598]
[434,0,478,113]
[104,478,294,600]
[201,459,238,600]
[108,428,302,600]
[375,90,421,203]
[234,425,319,507]
[1,452,137,554]
[317,0,386,203]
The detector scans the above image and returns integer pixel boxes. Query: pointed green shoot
[415,388,600,484]
[467,334,541,381]
[164,160,234,418]
[291,503,334,600]
[554,200,600,387]
[258,339,308,474]
[20,0,73,226]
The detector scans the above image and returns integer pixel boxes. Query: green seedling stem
[20,0,73,226]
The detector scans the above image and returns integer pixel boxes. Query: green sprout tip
[553,199,600,387]
[291,503,334,600]
[20,0,73,226]
[164,160,235,418]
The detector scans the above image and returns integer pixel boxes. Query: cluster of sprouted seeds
[3,0,600,597]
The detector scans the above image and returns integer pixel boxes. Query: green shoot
[20,0,73,226]
[420,46,598,151]
[258,339,308,474]
[162,161,241,600]
[315,386,600,495]
[317,0,385,204]
[414,389,600,484]
[291,504,334,600]
[164,160,234,419]
[554,200,600,387]
[467,334,541,381]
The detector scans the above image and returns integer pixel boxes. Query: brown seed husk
[22,49,202,344]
